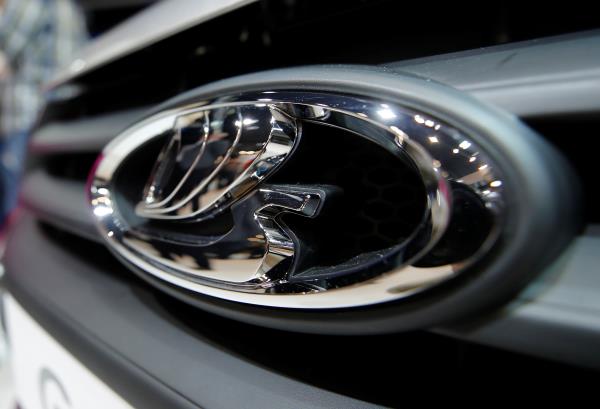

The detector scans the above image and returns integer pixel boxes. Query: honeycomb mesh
[322,139,425,254]
[271,121,427,267]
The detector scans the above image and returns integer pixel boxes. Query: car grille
[12,1,600,405]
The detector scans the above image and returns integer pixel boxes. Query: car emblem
[89,84,512,309]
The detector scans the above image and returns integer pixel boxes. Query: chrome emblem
[90,90,506,309]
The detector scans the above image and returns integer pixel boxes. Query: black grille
[271,122,426,267]
[25,4,598,302]
[15,3,600,406]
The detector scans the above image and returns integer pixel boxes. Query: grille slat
[31,107,148,155]
[21,170,98,241]
[387,30,600,118]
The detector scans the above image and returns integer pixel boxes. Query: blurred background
[0,1,152,405]
[0,0,154,227]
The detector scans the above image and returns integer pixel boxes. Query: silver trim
[48,0,256,87]
[389,30,600,117]
[90,91,506,308]
[137,105,298,220]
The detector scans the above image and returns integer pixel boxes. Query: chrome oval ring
[90,90,505,309]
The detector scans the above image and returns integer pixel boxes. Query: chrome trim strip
[48,0,256,88]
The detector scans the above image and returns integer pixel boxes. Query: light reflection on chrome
[90,91,506,309]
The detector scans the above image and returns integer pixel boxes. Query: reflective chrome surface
[90,91,506,308]
[137,105,297,220]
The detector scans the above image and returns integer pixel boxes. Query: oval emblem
[89,86,508,309]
